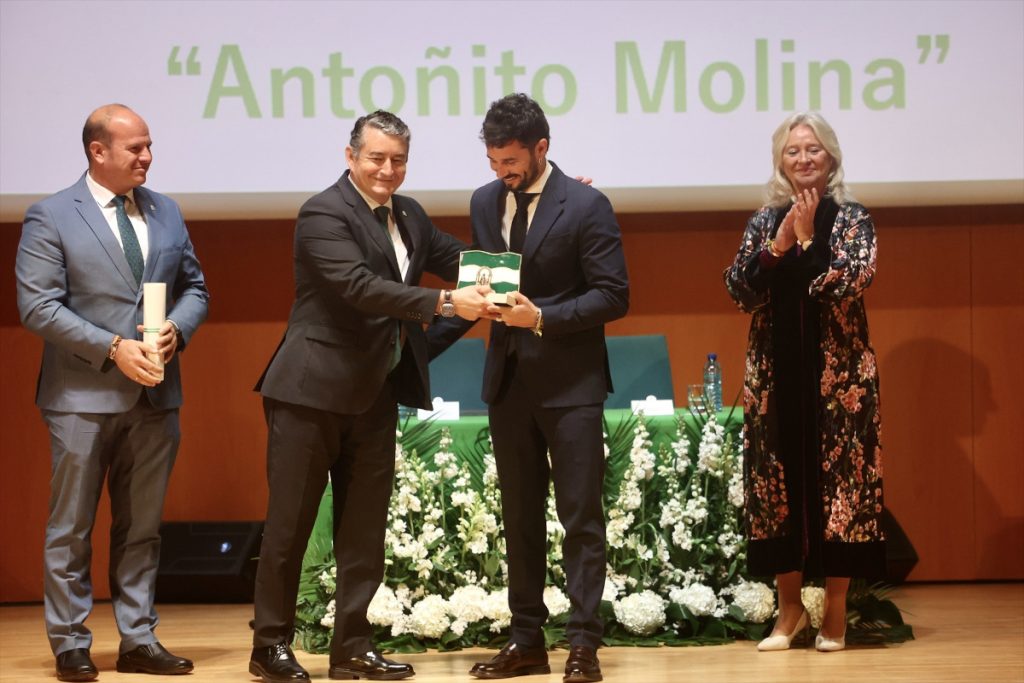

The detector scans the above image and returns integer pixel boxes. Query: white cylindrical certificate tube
[143,282,166,382]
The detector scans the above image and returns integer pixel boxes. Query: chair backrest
[428,338,488,414]
[605,334,675,409]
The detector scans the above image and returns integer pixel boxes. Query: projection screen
[1,0,1021,220]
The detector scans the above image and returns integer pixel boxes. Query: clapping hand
[791,188,820,243]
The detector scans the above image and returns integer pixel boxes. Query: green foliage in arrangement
[294,409,912,653]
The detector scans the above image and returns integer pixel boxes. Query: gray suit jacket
[16,173,209,413]
[256,171,464,414]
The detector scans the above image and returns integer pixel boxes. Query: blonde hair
[764,111,852,207]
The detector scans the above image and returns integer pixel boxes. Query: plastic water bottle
[703,353,723,412]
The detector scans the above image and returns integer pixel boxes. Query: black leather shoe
[249,643,310,682]
[563,645,602,682]
[115,642,194,675]
[329,650,414,680]
[56,648,98,682]
[469,642,550,679]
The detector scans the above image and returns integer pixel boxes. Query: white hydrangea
[728,580,774,623]
[670,583,718,616]
[801,586,826,628]
[408,594,451,639]
[367,584,405,628]
[448,585,489,636]
[320,598,336,629]
[543,586,571,617]
[482,588,512,631]
[613,590,667,636]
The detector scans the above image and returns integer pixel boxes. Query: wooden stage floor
[1,583,1021,683]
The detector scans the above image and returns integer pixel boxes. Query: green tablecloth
[305,407,742,562]
[397,406,740,456]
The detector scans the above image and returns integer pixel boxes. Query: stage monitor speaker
[882,507,919,584]
[156,521,263,603]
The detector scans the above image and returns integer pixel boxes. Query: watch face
[441,303,456,318]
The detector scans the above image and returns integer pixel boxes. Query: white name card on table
[143,282,166,382]
[417,397,460,421]
[630,395,675,416]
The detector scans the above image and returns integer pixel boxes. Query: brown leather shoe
[329,650,413,680]
[115,642,194,675]
[564,645,602,682]
[469,642,550,679]
[56,648,98,682]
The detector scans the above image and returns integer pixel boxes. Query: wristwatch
[440,289,456,318]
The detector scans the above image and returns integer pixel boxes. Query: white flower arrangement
[613,590,667,636]
[670,583,719,617]
[294,410,911,652]
[724,580,775,623]
[801,586,826,628]
[409,594,451,639]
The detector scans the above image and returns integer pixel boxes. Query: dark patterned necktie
[112,195,144,285]
[374,205,391,235]
[374,205,403,371]
[509,192,536,253]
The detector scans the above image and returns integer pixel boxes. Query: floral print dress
[724,197,886,578]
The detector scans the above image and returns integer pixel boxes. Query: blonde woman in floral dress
[724,112,886,653]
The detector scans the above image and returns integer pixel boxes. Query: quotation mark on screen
[916,35,950,64]
[168,46,200,76]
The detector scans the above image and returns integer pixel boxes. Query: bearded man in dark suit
[431,94,629,683]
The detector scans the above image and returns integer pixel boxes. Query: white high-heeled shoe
[815,630,847,652]
[757,611,808,651]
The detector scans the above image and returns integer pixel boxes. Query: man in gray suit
[249,110,493,683]
[16,104,209,681]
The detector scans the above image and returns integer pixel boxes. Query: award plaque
[457,250,522,305]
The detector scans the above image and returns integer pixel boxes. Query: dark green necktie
[374,205,403,371]
[374,205,390,234]
[112,195,144,285]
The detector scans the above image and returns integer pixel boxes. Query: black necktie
[509,192,536,253]
[112,195,144,285]
[374,205,403,371]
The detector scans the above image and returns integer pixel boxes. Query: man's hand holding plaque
[448,284,500,321]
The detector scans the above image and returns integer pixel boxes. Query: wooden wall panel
[1,203,1021,602]
[868,223,975,580]
[970,222,1024,578]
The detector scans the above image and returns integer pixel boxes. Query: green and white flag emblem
[457,250,522,305]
